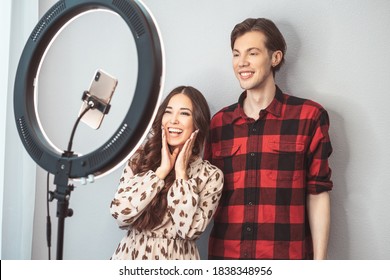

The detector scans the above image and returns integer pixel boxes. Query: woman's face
[162,93,195,149]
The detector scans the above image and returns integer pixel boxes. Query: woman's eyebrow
[180,107,192,112]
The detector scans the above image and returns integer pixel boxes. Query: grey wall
[3,0,390,260]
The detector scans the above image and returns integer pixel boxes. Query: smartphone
[79,69,118,129]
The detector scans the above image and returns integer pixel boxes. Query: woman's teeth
[168,128,183,134]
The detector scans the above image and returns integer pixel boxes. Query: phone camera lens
[95,72,101,81]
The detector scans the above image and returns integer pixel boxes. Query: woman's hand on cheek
[175,129,199,180]
[156,127,179,180]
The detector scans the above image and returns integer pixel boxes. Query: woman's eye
[181,112,190,116]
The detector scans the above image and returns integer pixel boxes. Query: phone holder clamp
[81,90,111,114]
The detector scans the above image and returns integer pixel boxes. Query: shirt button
[250,152,255,156]
[246,226,252,232]
[252,128,256,132]
[248,201,253,205]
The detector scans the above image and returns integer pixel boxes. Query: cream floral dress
[110,157,223,260]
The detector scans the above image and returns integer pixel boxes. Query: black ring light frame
[14,0,164,259]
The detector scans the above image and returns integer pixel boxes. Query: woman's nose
[169,114,179,124]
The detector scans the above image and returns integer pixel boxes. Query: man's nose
[238,55,249,67]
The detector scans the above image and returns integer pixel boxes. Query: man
[205,18,333,259]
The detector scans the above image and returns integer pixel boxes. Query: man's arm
[307,191,330,260]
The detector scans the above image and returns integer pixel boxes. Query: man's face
[232,31,274,92]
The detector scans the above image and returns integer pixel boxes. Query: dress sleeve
[167,162,223,240]
[110,164,165,228]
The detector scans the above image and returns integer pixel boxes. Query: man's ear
[272,50,283,67]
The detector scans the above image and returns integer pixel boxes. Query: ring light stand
[13,0,164,260]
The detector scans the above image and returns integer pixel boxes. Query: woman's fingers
[176,130,199,166]
[158,126,174,177]
[188,129,199,152]
[161,126,168,151]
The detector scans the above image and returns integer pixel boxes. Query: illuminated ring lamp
[13,0,164,259]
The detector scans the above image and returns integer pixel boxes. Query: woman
[110,86,223,260]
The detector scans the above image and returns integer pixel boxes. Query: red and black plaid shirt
[205,86,333,259]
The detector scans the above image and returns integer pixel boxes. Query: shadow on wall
[275,20,301,93]
[196,220,213,259]
[326,109,350,259]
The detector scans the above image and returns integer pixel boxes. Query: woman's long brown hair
[129,86,211,230]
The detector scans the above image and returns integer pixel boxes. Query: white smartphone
[79,69,118,129]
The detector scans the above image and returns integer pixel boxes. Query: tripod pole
[56,198,67,260]
[52,156,74,260]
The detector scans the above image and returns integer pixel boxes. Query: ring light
[13,0,164,260]
[14,0,164,179]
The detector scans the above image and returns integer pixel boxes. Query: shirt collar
[232,85,284,123]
